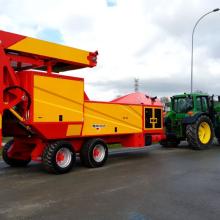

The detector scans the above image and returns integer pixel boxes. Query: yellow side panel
[66,124,82,136]
[34,75,84,122]
[82,102,142,136]
[9,37,90,65]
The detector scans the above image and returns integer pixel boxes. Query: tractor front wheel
[42,141,76,174]
[2,140,31,167]
[159,139,180,148]
[186,115,214,150]
[80,138,108,168]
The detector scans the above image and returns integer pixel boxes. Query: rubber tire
[159,139,180,148]
[80,138,108,168]
[186,115,214,150]
[42,141,76,174]
[2,139,31,167]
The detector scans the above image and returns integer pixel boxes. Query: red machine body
[0,30,165,174]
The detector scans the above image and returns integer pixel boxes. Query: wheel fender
[183,113,209,125]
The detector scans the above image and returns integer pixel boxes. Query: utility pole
[134,78,139,92]
[190,8,219,93]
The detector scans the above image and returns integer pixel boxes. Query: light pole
[190,8,220,93]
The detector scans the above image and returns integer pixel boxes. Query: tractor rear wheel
[186,115,214,150]
[42,141,76,174]
[2,140,31,167]
[80,138,108,168]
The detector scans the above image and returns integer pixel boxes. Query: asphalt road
[0,143,220,220]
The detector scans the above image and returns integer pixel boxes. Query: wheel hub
[93,145,105,162]
[198,122,211,144]
[56,148,72,168]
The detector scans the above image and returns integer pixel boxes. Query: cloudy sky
[1,0,220,100]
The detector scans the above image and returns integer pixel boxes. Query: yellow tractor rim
[198,122,211,144]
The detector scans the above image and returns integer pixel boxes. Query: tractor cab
[171,93,211,115]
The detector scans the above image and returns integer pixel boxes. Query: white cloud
[0,0,220,100]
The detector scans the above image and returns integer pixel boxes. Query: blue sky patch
[37,28,63,44]
[106,0,117,7]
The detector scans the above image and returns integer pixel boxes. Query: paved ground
[0,143,220,220]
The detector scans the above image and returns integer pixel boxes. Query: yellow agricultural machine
[0,30,165,174]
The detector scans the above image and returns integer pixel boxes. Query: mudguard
[182,113,209,125]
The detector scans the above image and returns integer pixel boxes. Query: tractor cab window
[202,97,208,111]
[196,96,208,112]
[196,97,202,111]
[173,97,193,113]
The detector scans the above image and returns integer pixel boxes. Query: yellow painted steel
[34,75,84,122]
[66,124,82,136]
[144,107,163,130]
[8,37,90,65]
[9,108,24,122]
[198,122,211,144]
[82,102,142,136]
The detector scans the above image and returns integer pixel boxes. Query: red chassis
[0,30,165,174]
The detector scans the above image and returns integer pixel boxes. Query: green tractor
[161,93,220,149]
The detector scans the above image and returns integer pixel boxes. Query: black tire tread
[186,115,214,150]
[80,138,108,168]
[42,142,57,173]
[159,139,180,148]
[2,139,30,167]
[42,141,75,174]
